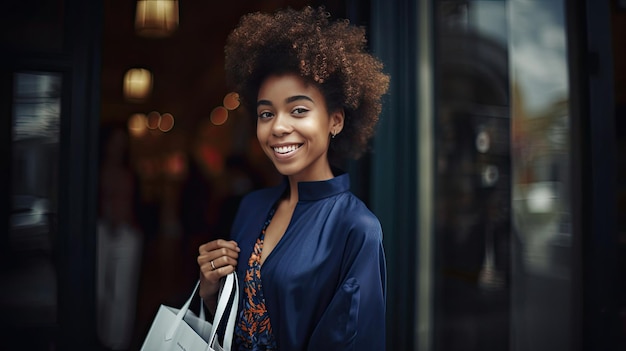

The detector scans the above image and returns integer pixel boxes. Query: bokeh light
[223,92,240,110]
[146,111,161,129]
[159,113,175,132]
[210,106,228,126]
[128,113,147,137]
[123,68,153,102]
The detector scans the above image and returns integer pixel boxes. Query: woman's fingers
[198,239,239,274]
[197,240,239,300]
[199,239,240,255]
[210,255,238,270]
[197,247,239,264]
[197,239,240,299]
[199,255,238,277]
[199,261,234,281]
[197,248,239,270]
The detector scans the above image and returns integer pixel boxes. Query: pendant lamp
[135,0,179,38]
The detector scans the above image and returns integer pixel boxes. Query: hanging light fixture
[123,68,153,102]
[135,0,179,38]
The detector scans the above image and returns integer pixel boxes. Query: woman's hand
[197,239,240,302]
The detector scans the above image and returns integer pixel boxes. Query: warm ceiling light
[123,68,153,102]
[135,0,179,38]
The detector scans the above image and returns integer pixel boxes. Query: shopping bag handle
[164,273,238,348]
[165,280,201,341]
[208,272,238,350]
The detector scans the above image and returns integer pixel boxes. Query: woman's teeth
[274,145,300,154]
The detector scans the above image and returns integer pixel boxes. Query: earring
[331,131,336,139]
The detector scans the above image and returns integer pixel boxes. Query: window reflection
[509,1,572,350]
[435,0,572,350]
[2,72,61,328]
[435,2,510,351]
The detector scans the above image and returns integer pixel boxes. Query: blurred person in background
[179,153,215,288]
[96,127,143,350]
[197,6,390,350]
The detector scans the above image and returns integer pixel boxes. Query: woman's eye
[292,108,309,115]
[258,111,273,119]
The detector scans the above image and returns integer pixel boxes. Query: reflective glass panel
[435,2,511,351]
[434,1,572,350]
[508,1,572,350]
[2,72,62,328]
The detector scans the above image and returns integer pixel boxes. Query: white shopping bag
[141,272,239,351]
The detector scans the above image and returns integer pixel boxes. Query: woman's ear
[329,109,345,136]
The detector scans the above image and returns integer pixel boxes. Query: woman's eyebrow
[257,99,272,108]
[286,95,314,104]
[257,95,314,108]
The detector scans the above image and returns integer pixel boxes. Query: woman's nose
[271,112,292,136]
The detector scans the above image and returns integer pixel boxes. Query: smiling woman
[225,6,389,161]
[255,73,344,182]
[196,6,390,351]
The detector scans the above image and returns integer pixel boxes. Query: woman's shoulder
[336,191,378,217]
[334,192,383,238]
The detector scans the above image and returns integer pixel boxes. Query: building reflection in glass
[435,2,510,350]
[509,1,572,350]
[434,0,572,350]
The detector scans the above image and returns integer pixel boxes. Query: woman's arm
[307,219,387,350]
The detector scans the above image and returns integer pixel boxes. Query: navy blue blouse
[230,171,387,350]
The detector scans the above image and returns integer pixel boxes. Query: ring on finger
[211,260,216,270]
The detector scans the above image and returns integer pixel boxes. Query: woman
[198,6,390,350]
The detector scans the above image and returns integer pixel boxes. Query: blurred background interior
[1,0,625,350]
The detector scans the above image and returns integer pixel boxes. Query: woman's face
[256,73,344,182]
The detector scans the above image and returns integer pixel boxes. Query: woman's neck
[283,159,335,204]
[285,180,299,205]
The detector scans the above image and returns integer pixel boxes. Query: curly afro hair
[224,6,390,160]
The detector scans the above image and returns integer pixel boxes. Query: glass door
[508,2,573,350]
[434,2,511,350]
[434,1,573,350]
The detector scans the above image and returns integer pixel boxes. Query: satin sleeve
[307,213,387,351]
